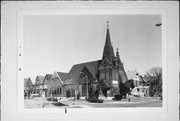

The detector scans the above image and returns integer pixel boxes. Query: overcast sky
[24,15,161,82]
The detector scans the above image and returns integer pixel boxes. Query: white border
[2,1,179,121]
[18,8,166,113]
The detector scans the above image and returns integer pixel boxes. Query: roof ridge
[73,59,101,66]
[57,72,68,74]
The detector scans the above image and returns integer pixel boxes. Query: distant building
[48,71,68,98]
[42,74,52,97]
[35,75,45,97]
[126,70,140,87]
[24,77,34,97]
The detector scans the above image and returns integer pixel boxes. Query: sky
[24,15,161,83]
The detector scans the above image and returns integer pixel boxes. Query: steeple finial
[107,20,109,28]
[116,48,119,58]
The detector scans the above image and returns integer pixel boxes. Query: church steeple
[115,48,122,65]
[102,21,115,63]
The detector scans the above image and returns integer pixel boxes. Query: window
[82,85,87,96]
[57,88,59,94]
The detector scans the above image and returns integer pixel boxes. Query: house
[42,74,52,97]
[63,78,77,98]
[131,86,149,97]
[24,77,34,97]
[47,71,68,98]
[126,70,140,87]
[35,76,45,97]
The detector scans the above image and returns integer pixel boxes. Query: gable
[99,58,112,68]
[50,71,68,86]
[35,76,45,85]
[57,72,68,82]
[68,60,101,83]
[43,74,52,84]
[24,78,33,87]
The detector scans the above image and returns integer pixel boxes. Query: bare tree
[146,67,162,98]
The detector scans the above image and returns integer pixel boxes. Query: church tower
[99,21,128,97]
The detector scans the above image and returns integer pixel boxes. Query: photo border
[2,1,179,121]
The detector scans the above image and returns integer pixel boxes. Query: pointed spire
[107,20,109,28]
[105,20,111,46]
[115,48,122,64]
[102,21,115,63]
[116,48,119,58]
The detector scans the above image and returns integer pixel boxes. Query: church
[65,22,128,98]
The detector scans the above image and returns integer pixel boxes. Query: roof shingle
[68,60,101,83]
[57,72,68,82]
[35,76,45,85]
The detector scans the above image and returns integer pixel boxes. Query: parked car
[47,97,58,101]
[52,97,58,101]
[88,97,103,103]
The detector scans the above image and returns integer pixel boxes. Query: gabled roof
[68,60,101,83]
[35,76,45,85]
[99,57,112,68]
[43,74,52,84]
[64,78,75,85]
[48,72,67,88]
[24,78,33,87]
[57,72,68,82]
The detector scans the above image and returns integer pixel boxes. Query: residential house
[42,74,52,97]
[126,70,141,87]
[63,78,77,98]
[35,76,45,97]
[47,71,68,98]
[126,72,149,97]
[24,77,34,97]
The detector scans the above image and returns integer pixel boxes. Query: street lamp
[80,72,89,99]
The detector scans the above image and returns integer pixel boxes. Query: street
[24,97,162,108]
